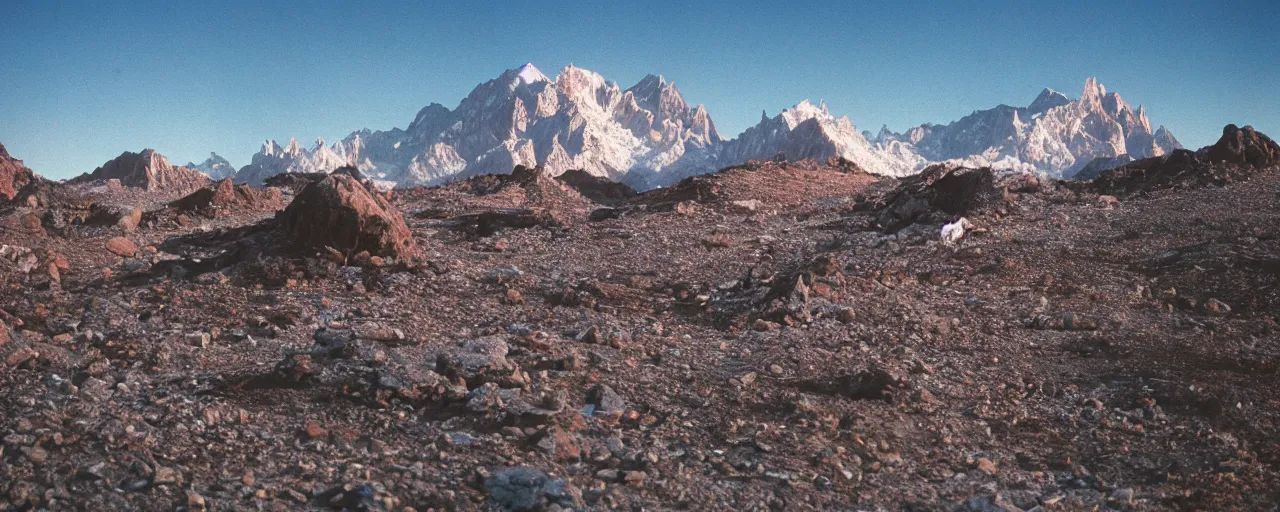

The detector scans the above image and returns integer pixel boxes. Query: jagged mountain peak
[630,74,667,90]
[237,64,726,188]
[1028,88,1071,114]
[779,100,835,128]
[513,63,550,85]
[231,67,1180,189]
[625,74,671,103]
[880,76,1180,176]
[186,152,237,180]
[1082,76,1106,100]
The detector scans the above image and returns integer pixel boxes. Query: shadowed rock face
[71,149,208,192]
[0,142,35,201]
[278,173,417,259]
[555,169,638,206]
[1206,124,1280,167]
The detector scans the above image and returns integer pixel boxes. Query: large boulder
[1206,124,1280,167]
[278,174,417,259]
[0,142,35,201]
[877,165,997,232]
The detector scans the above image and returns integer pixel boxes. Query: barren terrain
[3,140,1280,511]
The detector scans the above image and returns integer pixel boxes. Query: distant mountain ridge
[186,152,236,180]
[225,65,1179,189]
[874,77,1182,176]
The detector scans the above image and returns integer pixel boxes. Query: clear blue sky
[2,0,1276,179]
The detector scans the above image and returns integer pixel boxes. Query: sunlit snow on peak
[515,63,549,85]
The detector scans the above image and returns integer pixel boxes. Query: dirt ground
[2,160,1279,511]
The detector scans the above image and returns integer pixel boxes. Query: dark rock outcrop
[877,165,997,232]
[71,149,208,192]
[278,174,417,260]
[554,169,638,206]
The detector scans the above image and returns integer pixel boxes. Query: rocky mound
[0,142,36,201]
[876,164,998,232]
[1090,124,1279,195]
[430,165,596,218]
[70,149,208,192]
[1205,124,1280,167]
[170,178,283,215]
[554,169,638,206]
[261,166,375,194]
[278,173,417,260]
[633,158,876,212]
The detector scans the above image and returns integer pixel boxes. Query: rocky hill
[71,149,208,192]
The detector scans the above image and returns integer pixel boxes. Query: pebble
[1203,298,1231,315]
[105,237,138,257]
[186,491,207,512]
[623,471,646,486]
[152,466,179,485]
[587,384,626,413]
[305,421,328,440]
[752,319,780,331]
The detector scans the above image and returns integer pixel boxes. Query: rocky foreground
[2,126,1280,511]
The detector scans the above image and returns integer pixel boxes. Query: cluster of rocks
[170,178,283,216]
[1089,124,1280,195]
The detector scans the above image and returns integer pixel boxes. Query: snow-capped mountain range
[873,77,1181,176]
[230,64,1180,189]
